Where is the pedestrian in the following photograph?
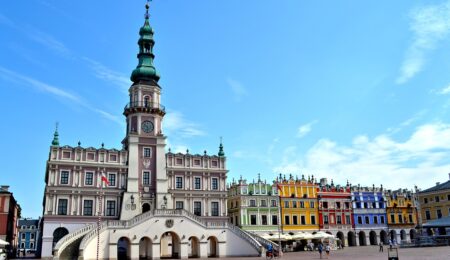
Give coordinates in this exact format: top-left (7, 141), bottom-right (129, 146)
top-left (318, 243), bottom-right (323, 259)
top-left (389, 239), bottom-right (393, 249)
top-left (379, 241), bottom-right (383, 252)
top-left (325, 244), bottom-right (330, 258)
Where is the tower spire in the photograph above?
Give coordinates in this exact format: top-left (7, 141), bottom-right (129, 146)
top-left (131, 0), bottom-right (160, 84)
top-left (218, 137), bottom-right (225, 157)
top-left (51, 122), bottom-right (59, 146)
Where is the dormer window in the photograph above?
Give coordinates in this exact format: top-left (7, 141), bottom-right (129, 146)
top-left (62, 151), bottom-right (71, 159)
top-left (87, 152), bottom-right (95, 161)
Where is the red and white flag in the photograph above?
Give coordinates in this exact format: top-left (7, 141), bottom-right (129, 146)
top-left (101, 172), bottom-right (110, 186)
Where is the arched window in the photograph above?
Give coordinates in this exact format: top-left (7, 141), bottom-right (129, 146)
top-left (144, 96), bottom-right (150, 107)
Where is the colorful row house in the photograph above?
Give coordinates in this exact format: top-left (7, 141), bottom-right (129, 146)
top-left (228, 176), bottom-right (279, 233)
top-left (278, 175), bottom-right (319, 232)
top-left (351, 185), bottom-right (388, 247)
top-left (317, 179), bottom-right (353, 246)
top-left (385, 189), bottom-right (419, 243)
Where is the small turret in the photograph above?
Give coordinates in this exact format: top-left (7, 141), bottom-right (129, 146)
top-left (51, 123), bottom-right (59, 146)
top-left (218, 138), bottom-right (225, 157)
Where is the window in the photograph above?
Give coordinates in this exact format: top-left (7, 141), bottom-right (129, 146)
top-left (109, 154), bottom-right (117, 162)
top-left (300, 201), bottom-right (305, 208)
top-left (251, 215), bottom-right (257, 225)
top-left (62, 151), bottom-right (71, 159)
top-left (21, 243), bottom-right (24, 248)
top-left (262, 215), bottom-right (268, 225)
top-left (310, 201), bottom-right (315, 208)
top-left (336, 202), bottom-right (341, 209)
top-left (437, 209), bottom-right (442, 219)
top-left (272, 215), bottom-right (278, 225)
top-left (211, 161), bottom-right (218, 167)
top-left (301, 215), bottom-right (306, 225)
top-left (323, 202), bottom-right (328, 209)
top-left (58, 199), bottom-right (68, 215)
top-left (143, 147), bottom-right (152, 157)
top-left (85, 172), bottom-right (93, 185)
top-left (176, 158), bottom-right (183, 165)
top-left (194, 177), bottom-right (201, 189)
top-left (435, 196), bottom-right (440, 203)
top-left (194, 159), bottom-right (200, 166)
top-left (87, 152), bottom-right (95, 160)
top-left (374, 216), bottom-right (378, 224)
top-left (337, 215), bottom-right (342, 224)
top-left (106, 201), bottom-right (116, 216)
top-left (425, 210), bottom-right (431, 220)
top-left (424, 198), bottom-right (428, 204)
top-left (345, 202), bottom-right (350, 209)
top-left (250, 200), bottom-right (256, 207)
top-left (346, 215), bottom-right (351, 225)
top-left (30, 242), bottom-right (34, 248)
top-left (143, 171), bottom-right (150, 185)
top-left (21, 233), bottom-right (25, 239)
top-left (175, 201), bottom-right (184, 210)
top-left (260, 200), bottom-right (267, 207)
top-left (292, 215), bottom-right (298, 225)
top-left (194, 201), bottom-right (202, 216)
top-left (271, 200), bottom-right (277, 207)
top-left (284, 201), bottom-right (289, 208)
top-left (60, 171), bottom-right (69, 184)
top-left (398, 214), bottom-right (403, 223)
top-left (390, 214), bottom-right (395, 223)
top-left (357, 216), bottom-right (362, 224)
top-left (324, 215), bottom-right (329, 224)
top-left (235, 216), bottom-right (239, 225)
top-left (284, 215), bottom-right (290, 225)
top-left (356, 202), bottom-right (361, 208)
top-left (83, 200), bottom-right (93, 216)
top-left (211, 178), bottom-right (219, 190)
top-left (176, 176), bottom-right (183, 189)
top-left (292, 201), bottom-right (297, 208)
top-left (447, 194), bottom-right (450, 201)
top-left (108, 173), bottom-right (116, 186)
top-left (311, 215), bottom-right (316, 225)
top-left (30, 233), bottom-right (35, 240)
top-left (380, 216), bottom-right (385, 224)
top-left (408, 214), bottom-right (413, 223)
top-left (372, 202), bottom-right (377, 208)
top-left (365, 216), bottom-right (370, 224)
top-left (211, 202), bottom-right (219, 216)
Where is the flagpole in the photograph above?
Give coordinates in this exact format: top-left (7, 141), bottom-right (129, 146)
top-left (97, 173), bottom-right (103, 260)
top-left (277, 180), bottom-right (283, 256)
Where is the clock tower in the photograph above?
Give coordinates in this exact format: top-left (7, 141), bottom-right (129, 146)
top-left (121, 1), bottom-right (171, 220)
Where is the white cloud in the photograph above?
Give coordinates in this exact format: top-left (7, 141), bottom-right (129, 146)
top-left (396, 1), bottom-right (450, 84)
top-left (227, 78), bottom-right (248, 102)
top-left (28, 29), bottom-right (72, 58)
top-left (0, 67), bottom-right (123, 125)
top-left (82, 57), bottom-right (130, 92)
top-left (164, 111), bottom-right (205, 138)
top-left (437, 84), bottom-right (450, 95)
top-left (273, 122), bottom-right (450, 190)
top-left (297, 120), bottom-right (318, 138)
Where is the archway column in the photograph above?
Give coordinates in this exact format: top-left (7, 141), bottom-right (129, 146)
top-left (152, 243), bottom-right (161, 259)
top-left (180, 242), bottom-right (189, 259)
top-left (109, 243), bottom-right (118, 260)
top-left (218, 241), bottom-right (226, 258)
top-left (199, 242), bottom-right (208, 258)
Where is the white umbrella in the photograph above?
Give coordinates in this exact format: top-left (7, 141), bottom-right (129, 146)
top-left (312, 231), bottom-right (335, 239)
top-left (0, 239), bottom-right (9, 245)
top-left (291, 232), bottom-right (314, 240)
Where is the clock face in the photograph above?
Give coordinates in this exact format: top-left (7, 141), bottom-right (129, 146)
top-left (141, 120), bottom-right (154, 133)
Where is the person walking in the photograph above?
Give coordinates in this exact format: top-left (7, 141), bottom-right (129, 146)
top-left (379, 241), bottom-right (383, 252)
top-left (318, 243), bottom-right (323, 259)
top-left (325, 244), bottom-right (330, 258)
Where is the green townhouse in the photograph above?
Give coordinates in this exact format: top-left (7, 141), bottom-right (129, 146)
top-left (228, 175), bottom-right (280, 234)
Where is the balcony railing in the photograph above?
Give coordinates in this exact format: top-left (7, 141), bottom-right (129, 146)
top-left (123, 101), bottom-right (165, 115)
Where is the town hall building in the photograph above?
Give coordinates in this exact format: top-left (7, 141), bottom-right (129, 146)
top-left (40, 2), bottom-right (264, 259)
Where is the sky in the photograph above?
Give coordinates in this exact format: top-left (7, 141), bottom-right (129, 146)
top-left (1, 0), bottom-right (450, 218)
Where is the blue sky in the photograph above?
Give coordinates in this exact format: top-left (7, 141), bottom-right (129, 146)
top-left (1, 0), bottom-right (450, 218)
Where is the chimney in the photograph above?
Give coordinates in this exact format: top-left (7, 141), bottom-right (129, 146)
top-left (436, 182), bottom-right (440, 186)
top-left (0, 185), bottom-right (9, 191)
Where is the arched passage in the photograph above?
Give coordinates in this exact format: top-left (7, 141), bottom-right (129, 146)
top-left (207, 236), bottom-right (219, 257)
top-left (188, 236), bottom-right (200, 258)
top-left (52, 227), bottom-right (69, 248)
top-left (380, 230), bottom-right (388, 244)
top-left (139, 237), bottom-right (152, 259)
top-left (118, 237), bottom-right (131, 260)
top-left (336, 231), bottom-right (345, 247)
top-left (410, 229), bottom-right (417, 241)
top-left (359, 231), bottom-right (367, 246)
top-left (390, 230), bottom-right (397, 242)
top-left (400, 230), bottom-right (406, 242)
top-left (347, 231), bottom-right (356, 247)
top-left (369, 231), bottom-right (377, 245)
top-left (142, 203), bottom-right (151, 213)
top-left (160, 232), bottom-right (181, 259)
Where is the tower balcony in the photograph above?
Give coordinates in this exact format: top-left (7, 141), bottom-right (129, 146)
top-left (123, 101), bottom-right (166, 116)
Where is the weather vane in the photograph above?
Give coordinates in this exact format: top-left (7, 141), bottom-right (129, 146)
top-left (145, 0), bottom-right (151, 19)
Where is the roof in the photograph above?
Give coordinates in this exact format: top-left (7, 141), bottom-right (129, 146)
top-left (423, 216), bottom-right (450, 228)
top-left (18, 219), bottom-right (39, 227)
top-left (420, 180), bottom-right (450, 193)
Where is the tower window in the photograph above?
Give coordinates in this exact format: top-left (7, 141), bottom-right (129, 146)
top-left (83, 200), bottom-right (93, 216)
top-left (143, 171), bottom-right (150, 186)
top-left (143, 147), bottom-right (152, 157)
top-left (106, 201), bottom-right (116, 216)
top-left (176, 176), bottom-right (183, 189)
top-left (60, 171), bottom-right (69, 184)
top-left (194, 201), bottom-right (202, 216)
top-left (85, 172), bottom-right (93, 186)
top-left (108, 173), bottom-right (116, 187)
top-left (211, 178), bottom-right (219, 190)
top-left (58, 199), bottom-right (68, 215)
top-left (144, 96), bottom-right (150, 107)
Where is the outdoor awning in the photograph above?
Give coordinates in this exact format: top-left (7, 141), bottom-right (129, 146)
top-left (0, 238), bottom-right (9, 246)
top-left (423, 216), bottom-right (450, 228)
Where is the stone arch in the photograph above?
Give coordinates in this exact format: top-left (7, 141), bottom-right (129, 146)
top-left (160, 231), bottom-right (181, 259)
top-left (400, 230), bottom-right (407, 242)
top-left (347, 231), bottom-right (356, 247)
top-left (369, 231), bottom-right (377, 245)
top-left (380, 230), bottom-right (388, 244)
top-left (390, 230), bottom-right (397, 242)
top-left (139, 237), bottom-right (152, 259)
top-left (142, 203), bottom-right (151, 213)
top-left (359, 231), bottom-right (367, 246)
top-left (118, 237), bottom-right (131, 260)
top-left (52, 227), bottom-right (69, 248)
top-left (188, 236), bottom-right (200, 258)
top-left (336, 231), bottom-right (345, 247)
top-left (409, 229), bottom-right (417, 241)
top-left (207, 236), bottom-right (219, 257)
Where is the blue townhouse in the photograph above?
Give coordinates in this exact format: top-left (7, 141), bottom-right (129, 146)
top-left (17, 218), bottom-right (40, 254)
top-left (351, 185), bottom-right (388, 247)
